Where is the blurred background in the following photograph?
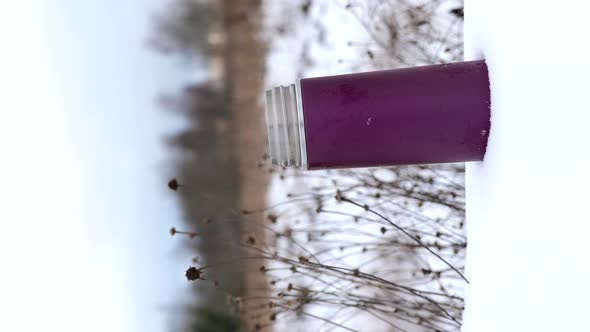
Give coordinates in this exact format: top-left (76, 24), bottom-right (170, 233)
top-left (0, 0), bottom-right (465, 331)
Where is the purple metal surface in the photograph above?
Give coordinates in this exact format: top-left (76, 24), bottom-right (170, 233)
top-left (300, 60), bottom-right (491, 170)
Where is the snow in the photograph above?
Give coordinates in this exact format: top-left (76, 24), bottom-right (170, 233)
top-left (463, 1), bottom-right (590, 331)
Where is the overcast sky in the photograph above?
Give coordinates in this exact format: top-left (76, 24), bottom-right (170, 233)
top-left (0, 1), bottom-right (196, 331)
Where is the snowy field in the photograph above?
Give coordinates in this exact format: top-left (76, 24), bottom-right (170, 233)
top-left (463, 1), bottom-right (590, 331)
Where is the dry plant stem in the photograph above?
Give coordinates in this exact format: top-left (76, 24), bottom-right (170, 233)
top-left (274, 304), bottom-right (361, 332)
top-left (340, 196), bottom-right (469, 284)
top-left (177, 227), bottom-right (461, 320)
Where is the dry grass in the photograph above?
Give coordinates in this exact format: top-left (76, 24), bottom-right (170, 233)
top-left (168, 0), bottom-right (467, 331)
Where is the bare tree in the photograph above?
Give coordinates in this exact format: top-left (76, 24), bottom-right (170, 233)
top-left (149, 0), bottom-right (211, 60)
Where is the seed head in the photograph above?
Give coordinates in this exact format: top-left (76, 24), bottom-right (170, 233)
top-left (185, 266), bottom-right (204, 281)
top-left (267, 214), bottom-right (278, 223)
top-left (168, 178), bottom-right (181, 191)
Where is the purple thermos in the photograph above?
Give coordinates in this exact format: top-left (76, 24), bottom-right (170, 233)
top-left (265, 60), bottom-right (490, 170)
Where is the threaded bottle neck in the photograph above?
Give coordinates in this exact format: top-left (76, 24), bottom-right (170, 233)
top-left (264, 81), bottom-right (307, 169)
